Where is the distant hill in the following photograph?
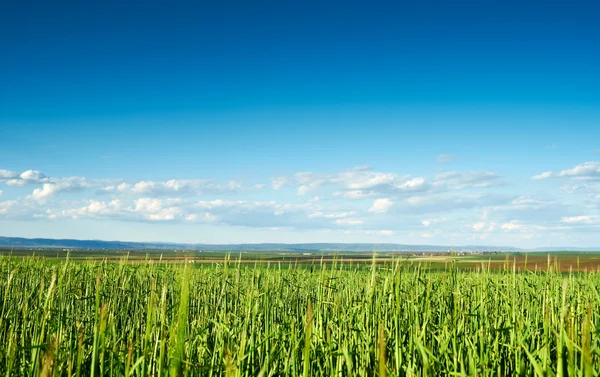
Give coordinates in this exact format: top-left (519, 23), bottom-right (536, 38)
top-left (531, 247), bottom-right (600, 252)
top-left (0, 236), bottom-right (530, 252)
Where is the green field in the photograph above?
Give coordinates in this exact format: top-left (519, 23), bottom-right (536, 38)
top-left (1, 254), bottom-right (599, 376)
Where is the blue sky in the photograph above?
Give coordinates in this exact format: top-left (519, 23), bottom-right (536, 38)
top-left (1, 0), bottom-right (600, 247)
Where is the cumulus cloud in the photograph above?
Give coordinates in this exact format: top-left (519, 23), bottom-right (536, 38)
top-left (472, 222), bottom-right (486, 231)
top-left (0, 198), bottom-right (41, 218)
top-left (104, 179), bottom-right (247, 196)
top-left (0, 170), bottom-right (19, 179)
top-left (532, 162), bottom-right (600, 181)
top-left (273, 167), bottom-right (428, 196)
top-left (532, 171), bottom-right (553, 180)
top-left (501, 221), bottom-right (522, 231)
top-left (397, 177), bottom-right (427, 191)
top-left (134, 198), bottom-right (183, 221)
top-left (337, 170), bottom-right (397, 190)
top-left (20, 170), bottom-right (46, 182)
top-left (31, 196), bottom-right (371, 230)
top-left (369, 198), bottom-right (394, 213)
top-left (1, 170), bottom-right (48, 186)
top-left (556, 162), bottom-right (600, 180)
top-left (2, 167), bottom-right (263, 202)
top-left (472, 221), bottom-right (495, 232)
top-left (32, 199), bottom-right (129, 220)
top-left (421, 219), bottom-right (439, 227)
top-left (29, 184), bottom-right (60, 202)
top-left (271, 177), bottom-right (289, 189)
top-left (0, 200), bottom-right (16, 215)
top-left (28, 177), bottom-right (105, 202)
top-left (436, 154), bottom-right (458, 163)
top-left (0, 200), bottom-right (31, 218)
top-left (7, 164), bottom-right (600, 245)
top-left (560, 184), bottom-right (597, 194)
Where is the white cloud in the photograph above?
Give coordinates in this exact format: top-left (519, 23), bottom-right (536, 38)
top-left (133, 198), bottom-right (184, 221)
top-left (558, 162), bottom-right (600, 180)
top-left (472, 221), bottom-right (495, 233)
top-left (29, 183), bottom-right (60, 202)
top-left (0, 170), bottom-right (19, 179)
top-left (369, 198), bottom-right (394, 213)
top-left (27, 177), bottom-right (102, 202)
top-left (297, 185), bottom-right (312, 196)
top-left (510, 196), bottom-right (553, 210)
top-left (421, 219), bottom-right (436, 227)
top-left (276, 167), bottom-right (507, 199)
top-left (295, 172), bottom-right (329, 195)
top-left (434, 171), bottom-right (504, 190)
top-left (8, 164), bottom-right (600, 247)
top-left (532, 171), bottom-right (553, 180)
top-left (0, 200), bottom-right (18, 215)
top-left (3, 168), bottom-right (261, 201)
top-left (396, 177), bottom-right (427, 191)
top-left (532, 162), bottom-right (600, 181)
top-left (338, 171), bottom-right (396, 190)
top-left (333, 190), bottom-right (375, 199)
top-left (20, 170), bottom-right (46, 182)
top-left (335, 218), bottom-right (363, 226)
top-left (272, 167), bottom-right (429, 197)
top-left (400, 193), bottom-right (513, 213)
top-left (35, 199), bottom-right (132, 220)
top-left (308, 211), bottom-right (356, 219)
top-left (185, 213), bottom-right (217, 222)
top-left (99, 179), bottom-right (257, 197)
top-left (117, 183), bottom-right (131, 192)
top-left (472, 222), bottom-right (487, 231)
top-left (561, 216), bottom-right (592, 224)
top-left (2, 169), bottom-right (48, 186)
top-left (132, 180), bottom-right (237, 196)
top-left (501, 221), bottom-right (522, 231)
top-left (271, 177), bottom-right (289, 189)
top-left (135, 198), bottom-right (165, 213)
top-left (436, 154), bottom-right (457, 163)
top-left (0, 199), bottom-right (43, 219)
top-left (334, 228), bottom-right (394, 237)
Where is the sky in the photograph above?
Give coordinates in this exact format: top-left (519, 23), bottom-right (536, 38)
top-left (1, 0), bottom-right (600, 248)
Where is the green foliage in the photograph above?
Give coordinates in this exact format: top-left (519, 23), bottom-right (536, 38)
top-left (0, 256), bottom-right (599, 376)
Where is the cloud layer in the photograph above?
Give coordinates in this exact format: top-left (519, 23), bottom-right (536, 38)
top-left (2, 162), bottom-right (600, 247)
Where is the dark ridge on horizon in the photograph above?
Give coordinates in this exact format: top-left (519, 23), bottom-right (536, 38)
top-left (1, 236), bottom-right (598, 252)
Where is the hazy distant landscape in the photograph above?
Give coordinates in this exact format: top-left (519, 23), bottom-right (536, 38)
top-left (2, 236), bottom-right (598, 252)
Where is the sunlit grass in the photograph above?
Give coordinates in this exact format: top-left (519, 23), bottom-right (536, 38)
top-left (0, 255), bottom-right (598, 375)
